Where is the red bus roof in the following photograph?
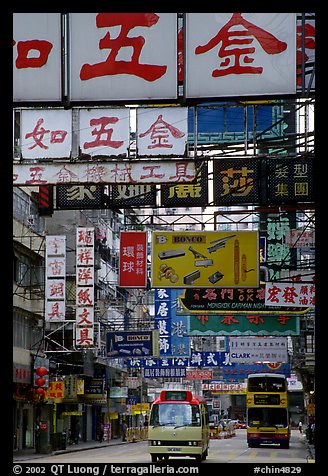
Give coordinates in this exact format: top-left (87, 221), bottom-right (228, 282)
top-left (152, 390), bottom-right (206, 405)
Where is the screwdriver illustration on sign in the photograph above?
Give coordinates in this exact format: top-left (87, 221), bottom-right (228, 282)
top-left (157, 234), bottom-right (254, 285)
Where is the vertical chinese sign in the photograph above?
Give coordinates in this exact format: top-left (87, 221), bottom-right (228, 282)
top-left (76, 227), bottom-right (95, 347)
top-left (119, 232), bottom-right (147, 288)
top-left (154, 288), bottom-right (190, 357)
top-left (155, 288), bottom-right (172, 356)
top-left (45, 235), bottom-right (66, 322)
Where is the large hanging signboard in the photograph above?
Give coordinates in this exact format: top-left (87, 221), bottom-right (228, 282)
top-left (69, 13), bottom-right (178, 101)
top-left (106, 331), bottom-right (159, 357)
top-left (56, 185), bottom-right (104, 209)
top-left (267, 157), bottom-right (314, 204)
top-left (136, 107), bottom-right (188, 156)
top-left (161, 161), bottom-right (208, 207)
top-left (189, 313), bottom-right (300, 336)
top-left (75, 227), bottom-right (95, 347)
top-left (265, 282), bottom-right (315, 308)
top-left (13, 13), bottom-right (62, 102)
top-left (228, 336), bottom-right (288, 363)
top-left (45, 235), bottom-right (66, 322)
top-left (154, 289), bottom-right (190, 357)
top-left (185, 13), bottom-right (296, 99)
top-left (213, 158), bottom-right (260, 205)
top-left (14, 13), bottom-right (315, 104)
top-left (20, 109), bottom-right (72, 159)
top-left (109, 184), bottom-right (157, 208)
top-left (179, 285), bottom-right (308, 313)
top-left (13, 160), bottom-right (196, 186)
top-left (151, 231), bottom-right (259, 288)
top-left (119, 231), bottom-right (147, 288)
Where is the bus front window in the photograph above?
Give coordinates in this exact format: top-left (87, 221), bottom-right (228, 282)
top-left (150, 404), bottom-right (200, 426)
top-left (247, 408), bottom-right (288, 428)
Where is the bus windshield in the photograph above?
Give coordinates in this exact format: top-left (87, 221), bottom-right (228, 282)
top-left (247, 376), bottom-right (287, 393)
top-left (248, 408), bottom-right (288, 428)
top-left (150, 403), bottom-right (201, 427)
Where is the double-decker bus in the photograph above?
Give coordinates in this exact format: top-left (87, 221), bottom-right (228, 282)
top-left (246, 373), bottom-right (290, 449)
top-left (148, 390), bottom-right (210, 463)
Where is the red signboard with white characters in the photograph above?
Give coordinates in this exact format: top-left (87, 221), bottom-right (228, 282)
top-left (185, 370), bottom-right (212, 380)
top-left (119, 231), bottom-right (147, 288)
top-left (202, 381), bottom-right (246, 394)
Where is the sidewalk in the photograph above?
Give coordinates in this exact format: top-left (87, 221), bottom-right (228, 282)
top-left (300, 432), bottom-right (315, 463)
top-left (13, 438), bottom-right (133, 462)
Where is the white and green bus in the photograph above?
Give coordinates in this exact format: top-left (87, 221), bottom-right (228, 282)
top-left (148, 390), bottom-right (210, 463)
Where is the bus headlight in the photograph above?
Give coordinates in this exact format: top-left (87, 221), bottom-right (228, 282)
top-left (188, 441), bottom-right (201, 446)
top-left (151, 441), bottom-right (162, 445)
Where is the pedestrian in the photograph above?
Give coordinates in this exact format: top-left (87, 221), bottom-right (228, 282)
top-left (74, 421), bottom-right (81, 444)
top-left (298, 421), bottom-right (303, 434)
top-left (98, 423), bottom-right (104, 443)
top-left (122, 420), bottom-right (127, 442)
top-left (310, 421), bottom-right (315, 443)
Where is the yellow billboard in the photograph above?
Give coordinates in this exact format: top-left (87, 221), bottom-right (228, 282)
top-left (151, 231), bottom-right (259, 288)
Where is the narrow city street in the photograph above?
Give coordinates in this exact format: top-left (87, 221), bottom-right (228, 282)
top-left (14, 430), bottom-right (310, 464)
top-left (12, 13), bottom-right (316, 475)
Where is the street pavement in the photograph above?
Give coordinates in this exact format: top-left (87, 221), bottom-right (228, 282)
top-left (13, 431), bottom-right (315, 463)
top-left (13, 438), bottom-right (130, 462)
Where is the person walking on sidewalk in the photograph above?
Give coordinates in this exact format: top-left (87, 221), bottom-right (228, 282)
top-left (122, 421), bottom-right (127, 442)
top-left (98, 423), bottom-right (104, 443)
top-left (298, 421), bottom-right (303, 434)
top-left (74, 421), bottom-right (81, 445)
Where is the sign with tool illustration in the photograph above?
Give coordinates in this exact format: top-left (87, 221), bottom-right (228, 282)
top-left (151, 231), bottom-right (259, 288)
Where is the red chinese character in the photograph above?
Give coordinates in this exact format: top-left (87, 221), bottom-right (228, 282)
top-left (197, 315), bottom-right (209, 325)
top-left (24, 166), bottom-right (46, 185)
top-left (15, 39), bottom-right (53, 68)
top-left (77, 230), bottom-right (93, 245)
top-left (277, 316), bottom-right (290, 325)
top-left (247, 315), bottom-right (264, 325)
top-left (296, 22), bottom-right (315, 86)
top-left (220, 288), bottom-right (234, 300)
top-left (169, 162), bottom-right (195, 181)
top-left (80, 13), bottom-right (167, 82)
top-left (195, 13), bottom-right (287, 77)
top-left (77, 288), bottom-right (93, 305)
top-left (77, 308), bottom-right (93, 325)
top-left (47, 302), bottom-right (64, 320)
top-left (110, 163), bottom-right (134, 183)
top-left (76, 328), bottom-right (93, 346)
top-left (48, 237), bottom-right (64, 254)
top-left (85, 164), bottom-right (106, 183)
top-left (221, 315), bottom-right (239, 325)
top-left (282, 286), bottom-right (298, 304)
top-left (78, 267), bottom-right (93, 285)
top-left (266, 285), bottom-right (281, 303)
top-left (178, 26), bottom-right (183, 83)
top-left (49, 282), bottom-right (64, 298)
top-left (84, 116), bottom-right (124, 150)
top-left (55, 165), bottom-right (79, 183)
top-left (48, 259), bottom-right (64, 275)
top-left (202, 289), bottom-right (217, 301)
top-left (77, 248), bottom-right (93, 265)
top-left (140, 165), bottom-right (165, 180)
top-left (139, 114), bottom-right (185, 149)
top-left (25, 118), bottom-right (67, 150)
